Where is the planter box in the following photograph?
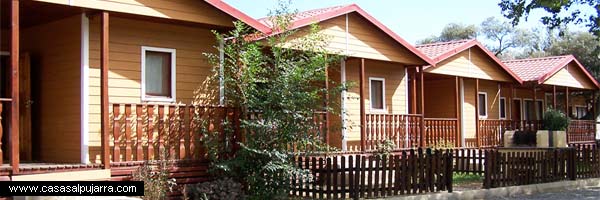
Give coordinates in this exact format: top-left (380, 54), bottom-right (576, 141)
top-left (504, 131), bottom-right (516, 147)
top-left (536, 130), bottom-right (567, 148)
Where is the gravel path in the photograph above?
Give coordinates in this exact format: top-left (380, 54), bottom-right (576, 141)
top-left (490, 186), bottom-right (600, 200)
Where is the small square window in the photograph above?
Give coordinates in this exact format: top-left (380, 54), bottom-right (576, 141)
top-left (369, 78), bottom-right (385, 110)
top-left (142, 47), bottom-right (176, 101)
top-left (478, 92), bottom-right (487, 117)
top-left (499, 97), bottom-right (506, 119)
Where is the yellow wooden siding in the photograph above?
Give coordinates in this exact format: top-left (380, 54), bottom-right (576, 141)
top-left (478, 80), bottom-right (501, 120)
top-left (463, 79), bottom-right (476, 139)
top-left (33, 0), bottom-right (235, 27)
top-left (426, 47), bottom-right (512, 82)
top-left (283, 13), bottom-right (424, 65)
top-left (344, 59), bottom-right (407, 150)
top-left (327, 65), bottom-right (343, 149)
top-left (21, 16), bottom-right (82, 162)
top-left (424, 78), bottom-right (456, 118)
top-left (544, 63), bottom-right (596, 89)
top-left (88, 16), bottom-right (219, 163)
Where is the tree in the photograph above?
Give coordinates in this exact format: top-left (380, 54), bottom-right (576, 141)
top-left (202, 4), bottom-right (344, 199)
top-left (417, 23), bottom-right (478, 44)
top-left (499, 0), bottom-right (600, 37)
top-left (545, 31), bottom-right (600, 79)
top-left (480, 17), bottom-right (537, 56)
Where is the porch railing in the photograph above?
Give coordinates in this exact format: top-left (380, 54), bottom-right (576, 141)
top-left (424, 118), bottom-right (458, 147)
top-left (364, 114), bottom-right (422, 150)
top-left (110, 103), bottom-right (239, 163)
top-left (568, 120), bottom-right (596, 143)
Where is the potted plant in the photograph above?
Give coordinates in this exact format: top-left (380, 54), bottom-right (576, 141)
top-left (539, 108), bottom-right (570, 147)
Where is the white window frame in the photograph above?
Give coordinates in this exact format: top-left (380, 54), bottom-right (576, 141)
top-left (141, 46), bottom-right (176, 102)
top-left (575, 105), bottom-right (587, 119)
top-left (369, 77), bottom-right (386, 112)
top-left (499, 97), bottom-right (507, 119)
top-left (478, 92), bottom-right (488, 118)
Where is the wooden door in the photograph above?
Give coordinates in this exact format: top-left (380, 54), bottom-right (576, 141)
top-left (19, 53), bottom-right (31, 161)
top-left (512, 99), bottom-right (521, 120)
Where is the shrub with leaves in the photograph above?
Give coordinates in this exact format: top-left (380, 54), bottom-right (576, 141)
top-left (132, 160), bottom-right (177, 200)
top-left (543, 108), bottom-right (570, 131)
top-left (183, 178), bottom-right (245, 200)
top-left (202, 2), bottom-right (345, 199)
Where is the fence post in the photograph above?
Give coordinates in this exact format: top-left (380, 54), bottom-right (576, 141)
top-left (483, 150), bottom-right (491, 189)
top-left (568, 147), bottom-right (576, 180)
top-left (446, 149), bottom-right (453, 193)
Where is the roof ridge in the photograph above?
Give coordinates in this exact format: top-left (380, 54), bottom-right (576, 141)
top-left (256, 4), bottom-right (350, 24)
top-left (503, 55), bottom-right (570, 63)
top-left (415, 39), bottom-right (474, 48)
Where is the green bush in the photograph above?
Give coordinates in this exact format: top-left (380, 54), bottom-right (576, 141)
top-left (543, 108), bottom-right (570, 131)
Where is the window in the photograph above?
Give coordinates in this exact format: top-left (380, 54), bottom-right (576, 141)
top-left (478, 92), bottom-right (487, 118)
top-left (575, 106), bottom-right (587, 119)
top-left (369, 78), bottom-right (385, 111)
top-left (523, 99), bottom-right (543, 120)
top-left (142, 46), bottom-right (176, 101)
top-left (499, 97), bottom-right (506, 119)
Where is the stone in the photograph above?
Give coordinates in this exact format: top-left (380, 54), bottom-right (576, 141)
top-left (504, 131), bottom-right (515, 147)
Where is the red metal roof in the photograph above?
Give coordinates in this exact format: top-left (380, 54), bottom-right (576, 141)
top-left (415, 39), bottom-right (523, 83)
top-left (204, 0), bottom-right (272, 33)
top-left (415, 39), bottom-right (472, 61)
top-left (503, 55), bottom-right (600, 88)
top-left (256, 4), bottom-right (434, 66)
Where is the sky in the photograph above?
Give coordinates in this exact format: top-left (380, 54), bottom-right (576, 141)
top-left (224, 0), bottom-right (591, 45)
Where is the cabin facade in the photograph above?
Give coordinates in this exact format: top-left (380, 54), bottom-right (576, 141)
top-left (504, 55), bottom-right (599, 144)
top-left (0, 0), bottom-right (598, 186)
top-left (415, 39), bottom-right (524, 147)
top-left (0, 0), bottom-right (270, 182)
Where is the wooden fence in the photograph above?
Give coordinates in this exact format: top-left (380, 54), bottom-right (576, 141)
top-left (452, 148), bottom-right (486, 175)
top-left (292, 149), bottom-right (453, 199)
top-left (424, 118), bottom-right (458, 147)
top-left (110, 103), bottom-right (240, 162)
top-left (364, 114), bottom-right (422, 150)
top-left (568, 120), bottom-right (596, 143)
top-left (571, 144), bottom-right (600, 179)
top-left (483, 148), bottom-right (575, 188)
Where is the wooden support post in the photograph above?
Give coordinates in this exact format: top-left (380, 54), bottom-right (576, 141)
top-left (411, 68), bottom-right (417, 114)
top-left (475, 78), bottom-right (479, 147)
top-left (553, 85), bottom-right (557, 109)
top-left (509, 84), bottom-right (514, 121)
top-left (324, 63), bottom-right (330, 146)
top-left (10, 0), bottom-right (20, 173)
top-left (593, 91), bottom-right (597, 120)
top-left (533, 86), bottom-right (538, 120)
top-left (565, 87), bottom-right (569, 116)
top-left (419, 66), bottom-right (425, 147)
top-left (100, 12), bottom-right (111, 169)
top-left (359, 58), bottom-right (365, 152)
top-left (455, 76), bottom-right (461, 147)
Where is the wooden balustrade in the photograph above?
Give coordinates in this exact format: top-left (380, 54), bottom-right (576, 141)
top-left (110, 103), bottom-right (239, 163)
top-left (477, 119), bottom-right (512, 147)
top-left (423, 118), bottom-right (458, 147)
top-left (364, 114), bottom-right (422, 150)
top-left (568, 120), bottom-right (596, 143)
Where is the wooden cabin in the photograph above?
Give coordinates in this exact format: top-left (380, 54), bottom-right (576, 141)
top-left (0, 0), bottom-right (270, 182)
top-left (415, 39), bottom-right (524, 147)
top-left (256, 5), bottom-right (434, 151)
top-left (504, 55), bottom-right (600, 144)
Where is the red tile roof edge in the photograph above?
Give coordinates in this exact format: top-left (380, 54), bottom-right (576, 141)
top-left (418, 39), bottom-right (523, 84)
top-left (204, 0), bottom-right (272, 34)
top-left (258, 4), bottom-right (435, 66)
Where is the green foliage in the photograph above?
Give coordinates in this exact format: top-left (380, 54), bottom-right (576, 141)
top-left (452, 173), bottom-right (483, 184)
top-left (183, 178), bottom-right (245, 200)
top-left (428, 139), bottom-right (455, 150)
top-left (132, 159), bottom-right (177, 200)
top-left (375, 139), bottom-right (396, 157)
top-left (417, 23), bottom-right (478, 44)
top-left (480, 17), bottom-right (538, 56)
top-left (543, 108), bottom-right (570, 131)
top-left (202, 2), bottom-right (345, 199)
top-left (499, 0), bottom-right (600, 37)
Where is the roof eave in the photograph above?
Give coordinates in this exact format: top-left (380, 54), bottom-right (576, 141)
top-left (204, 0), bottom-right (272, 34)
